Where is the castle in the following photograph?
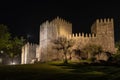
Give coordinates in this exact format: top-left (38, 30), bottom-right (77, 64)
top-left (21, 17), bottom-right (115, 64)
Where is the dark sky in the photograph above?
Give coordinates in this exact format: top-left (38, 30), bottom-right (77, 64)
top-left (0, 0), bottom-right (120, 43)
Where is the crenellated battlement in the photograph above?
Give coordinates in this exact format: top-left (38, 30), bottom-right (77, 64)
top-left (67, 33), bottom-right (96, 38)
top-left (51, 16), bottom-right (72, 26)
top-left (21, 42), bottom-right (38, 64)
top-left (25, 42), bottom-right (38, 48)
top-left (40, 17), bottom-right (115, 57)
top-left (96, 18), bottom-right (113, 23)
top-left (21, 17), bottom-right (116, 64)
top-left (40, 20), bottom-right (50, 27)
top-left (40, 16), bottom-right (72, 29)
top-left (91, 18), bottom-right (114, 35)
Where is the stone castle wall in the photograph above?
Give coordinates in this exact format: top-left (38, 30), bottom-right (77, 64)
top-left (21, 17), bottom-right (116, 64)
top-left (51, 17), bottom-right (72, 37)
top-left (68, 33), bottom-right (96, 49)
top-left (91, 18), bottom-right (115, 53)
top-left (21, 43), bottom-right (38, 64)
top-left (67, 18), bottom-right (115, 53)
top-left (39, 17), bottom-right (72, 61)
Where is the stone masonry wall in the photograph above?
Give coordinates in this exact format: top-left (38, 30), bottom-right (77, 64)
top-left (21, 17), bottom-right (116, 64)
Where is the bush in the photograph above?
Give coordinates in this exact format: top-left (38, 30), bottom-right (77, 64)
top-left (106, 53), bottom-right (120, 65)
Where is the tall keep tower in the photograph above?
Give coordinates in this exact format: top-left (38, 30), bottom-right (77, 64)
top-left (39, 17), bottom-right (72, 61)
top-left (91, 18), bottom-right (115, 53)
top-left (21, 17), bottom-right (116, 64)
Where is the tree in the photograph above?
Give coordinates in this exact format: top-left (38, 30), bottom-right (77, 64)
top-left (0, 24), bottom-right (11, 50)
top-left (0, 24), bottom-right (25, 64)
top-left (82, 44), bottom-right (103, 62)
top-left (6, 37), bottom-right (25, 64)
top-left (107, 41), bottom-right (120, 64)
top-left (72, 45), bottom-right (82, 60)
top-left (109, 53), bottom-right (120, 65)
top-left (52, 36), bottom-right (74, 64)
top-left (0, 24), bottom-right (11, 64)
top-left (115, 41), bottom-right (120, 54)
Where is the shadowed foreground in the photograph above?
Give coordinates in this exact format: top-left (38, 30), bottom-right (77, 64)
top-left (0, 62), bottom-right (120, 80)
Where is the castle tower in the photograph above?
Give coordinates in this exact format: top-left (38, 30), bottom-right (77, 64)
top-left (21, 43), bottom-right (38, 64)
top-left (21, 17), bottom-right (117, 64)
top-left (39, 17), bottom-right (72, 61)
top-left (91, 18), bottom-right (115, 53)
top-left (51, 17), bottom-right (72, 37)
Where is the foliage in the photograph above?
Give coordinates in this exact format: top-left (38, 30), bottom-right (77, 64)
top-left (52, 36), bottom-right (74, 64)
top-left (72, 44), bottom-right (81, 57)
top-left (108, 41), bottom-right (120, 64)
top-left (109, 53), bottom-right (120, 64)
top-left (0, 24), bottom-right (11, 50)
top-left (0, 24), bottom-right (25, 64)
top-left (82, 44), bottom-right (103, 62)
top-left (115, 41), bottom-right (120, 54)
top-left (6, 37), bottom-right (25, 63)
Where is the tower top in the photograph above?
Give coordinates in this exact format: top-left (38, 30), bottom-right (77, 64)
top-left (96, 18), bottom-right (113, 23)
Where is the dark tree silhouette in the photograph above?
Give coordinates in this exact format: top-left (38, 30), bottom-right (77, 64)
top-left (52, 36), bottom-right (74, 64)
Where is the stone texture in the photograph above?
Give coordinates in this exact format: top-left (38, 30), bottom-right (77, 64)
top-left (21, 43), bottom-right (38, 64)
top-left (21, 17), bottom-right (116, 64)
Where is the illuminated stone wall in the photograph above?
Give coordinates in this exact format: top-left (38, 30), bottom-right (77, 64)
top-left (51, 17), bottom-right (72, 37)
top-left (21, 43), bottom-right (38, 64)
top-left (91, 18), bottom-right (115, 53)
top-left (39, 17), bottom-right (72, 62)
top-left (67, 18), bottom-right (115, 53)
top-left (21, 17), bottom-right (116, 64)
top-left (69, 33), bottom-right (96, 49)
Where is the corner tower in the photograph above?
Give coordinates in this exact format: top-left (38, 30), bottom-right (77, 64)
top-left (39, 17), bottom-right (72, 61)
top-left (91, 18), bottom-right (115, 53)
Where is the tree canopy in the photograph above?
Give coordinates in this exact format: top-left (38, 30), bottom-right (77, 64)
top-left (82, 44), bottom-right (103, 62)
top-left (52, 36), bottom-right (74, 64)
top-left (0, 24), bottom-right (25, 64)
top-left (0, 24), bottom-right (11, 50)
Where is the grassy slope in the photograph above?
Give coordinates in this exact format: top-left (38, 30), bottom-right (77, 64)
top-left (0, 62), bottom-right (120, 80)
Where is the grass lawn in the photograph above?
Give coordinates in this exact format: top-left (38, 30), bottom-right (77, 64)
top-left (0, 62), bottom-right (120, 80)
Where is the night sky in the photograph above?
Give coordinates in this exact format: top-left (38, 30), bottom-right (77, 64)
top-left (0, 0), bottom-right (120, 43)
